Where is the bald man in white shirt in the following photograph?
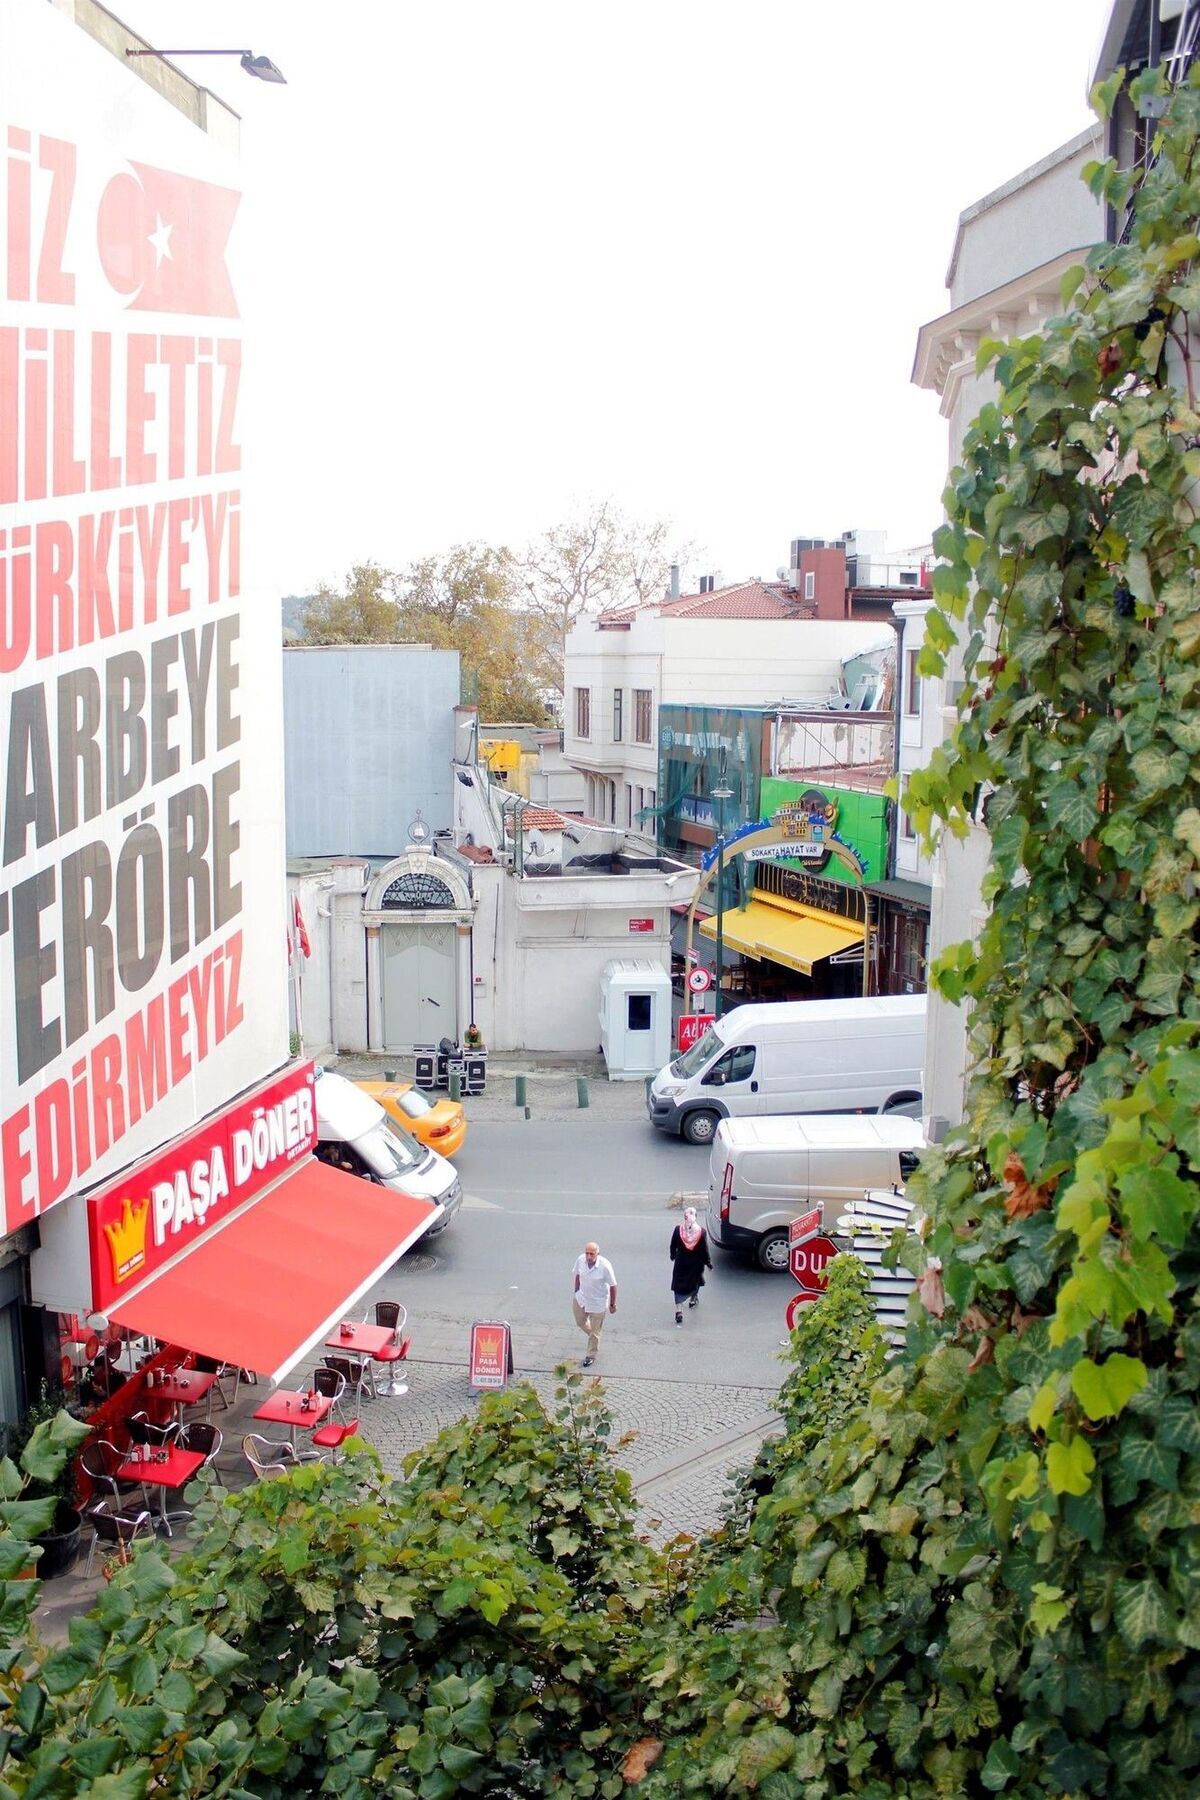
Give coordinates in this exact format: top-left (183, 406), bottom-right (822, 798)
top-left (572, 1241), bottom-right (617, 1367)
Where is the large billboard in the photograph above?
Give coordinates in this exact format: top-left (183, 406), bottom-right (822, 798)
top-left (1, 2), bottom-right (288, 1237)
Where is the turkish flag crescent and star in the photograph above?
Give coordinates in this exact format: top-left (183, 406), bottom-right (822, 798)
top-left (97, 161), bottom-right (240, 316)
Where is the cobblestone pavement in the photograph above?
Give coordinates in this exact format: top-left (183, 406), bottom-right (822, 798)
top-left (34, 1363), bottom-right (779, 1642)
top-left (362, 1358), bottom-right (781, 1546)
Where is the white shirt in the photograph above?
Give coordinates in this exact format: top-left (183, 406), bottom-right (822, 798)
top-left (573, 1253), bottom-right (616, 1311)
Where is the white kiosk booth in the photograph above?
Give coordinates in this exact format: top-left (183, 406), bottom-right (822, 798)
top-left (599, 959), bottom-right (672, 1081)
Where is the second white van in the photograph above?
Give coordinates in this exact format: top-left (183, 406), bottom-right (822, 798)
top-left (707, 1112), bottom-right (925, 1270)
top-left (313, 1069), bottom-right (463, 1234)
top-left (648, 994), bottom-right (925, 1146)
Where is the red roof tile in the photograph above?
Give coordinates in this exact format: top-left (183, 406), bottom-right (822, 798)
top-left (598, 579), bottom-right (814, 625)
top-left (503, 807), bottom-right (570, 834)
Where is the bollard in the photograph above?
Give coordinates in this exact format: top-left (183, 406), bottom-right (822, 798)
top-left (384, 1068), bottom-right (396, 1082)
top-left (524, 1105), bottom-right (531, 1120)
top-left (515, 1073), bottom-right (527, 1108)
top-left (449, 1069), bottom-right (462, 1102)
top-left (576, 1076), bottom-right (589, 1109)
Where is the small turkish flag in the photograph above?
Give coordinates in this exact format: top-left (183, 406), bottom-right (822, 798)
top-left (97, 160), bottom-right (240, 316)
top-left (293, 896), bottom-right (312, 960)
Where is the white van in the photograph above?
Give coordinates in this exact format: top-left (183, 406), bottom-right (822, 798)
top-left (648, 995), bottom-right (925, 1146)
top-left (313, 1069), bottom-right (463, 1234)
top-left (707, 1113), bottom-right (925, 1270)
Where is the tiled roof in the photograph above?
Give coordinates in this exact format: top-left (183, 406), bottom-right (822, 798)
top-left (503, 807), bottom-right (569, 834)
top-left (598, 579), bottom-right (814, 625)
top-left (456, 842), bottom-right (496, 864)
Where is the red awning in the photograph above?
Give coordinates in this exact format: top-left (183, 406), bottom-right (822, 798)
top-left (107, 1157), bottom-right (439, 1384)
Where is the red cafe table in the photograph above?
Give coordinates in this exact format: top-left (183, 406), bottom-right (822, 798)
top-left (252, 1389), bottom-right (333, 1447)
top-left (148, 1369), bottom-right (219, 1422)
top-left (118, 1445), bottom-right (207, 1535)
top-left (323, 1322), bottom-right (398, 1401)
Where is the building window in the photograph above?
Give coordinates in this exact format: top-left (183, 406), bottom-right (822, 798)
top-left (901, 781), bottom-right (917, 840)
top-left (905, 648), bottom-right (921, 717)
top-left (899, 569), bottom-right (919, 585)
top-left (803, 570), bottom-right (815, 600)
top-left (575, 686), bottom-right (591, 738)
top-left (381, 871), bottom-right (456, 909)
top-left (891, 911), bottom-right (926, 989)
top-left (634, 688), bottom-right (652, 743)
top-left (624, 782), bottom-right (632, 825)
top-left (612, 688), bottom-right (623, 741)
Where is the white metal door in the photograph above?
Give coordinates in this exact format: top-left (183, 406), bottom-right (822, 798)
top-left (382, 922), bottom-right (457, 1048)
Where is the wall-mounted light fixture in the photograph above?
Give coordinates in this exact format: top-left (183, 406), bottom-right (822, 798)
top-left (125, 48), bottom-right (287, 84)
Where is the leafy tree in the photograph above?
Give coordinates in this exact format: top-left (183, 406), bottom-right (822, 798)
top-left (518, 502), bottom-right (692, 702)
top-left (637, 60), bottom-right (1200, 1799)
top-left (394, 545), bottom-right (550, 722)
top-left (298, 561), bottom-right (401, 645)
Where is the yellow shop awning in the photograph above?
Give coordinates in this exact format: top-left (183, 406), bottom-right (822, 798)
top-left (699, 898), bottom-right (865, 977)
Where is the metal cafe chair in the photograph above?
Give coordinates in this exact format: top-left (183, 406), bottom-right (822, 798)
top-left (126, 1411), bottom-right (179, 1450)
top-left (177, 1420), bottom-right (224, 1469)
top-left (370, 1303), bottom-right (410, 1397)
top-left (81, 1438), bottom-right (147, 1506)
top-left (310, 1417), bottom-right (362, 1462)
top-left (323, 1353), bottom-right (373, 1409)
top-left (312, 1366), bottom-right (347, 1420)
top-left (242, 1434), bottom-right (304, 1480)
top-left (83, 1501), bottom-right (155, 1577)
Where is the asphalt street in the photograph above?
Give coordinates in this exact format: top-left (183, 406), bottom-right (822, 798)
top-left (379, 1116), bottom-right (794, 1389)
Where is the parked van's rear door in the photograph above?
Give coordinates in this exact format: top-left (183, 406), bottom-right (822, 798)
top-left (698, 1039), bottom-right (761, 1114)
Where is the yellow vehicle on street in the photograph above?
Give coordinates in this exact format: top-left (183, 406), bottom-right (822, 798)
top-left (355, 1080), bottom-right (467, 1159)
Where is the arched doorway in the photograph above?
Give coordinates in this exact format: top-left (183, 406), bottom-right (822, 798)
top-left (364, 853), bottom-right (475, 1051)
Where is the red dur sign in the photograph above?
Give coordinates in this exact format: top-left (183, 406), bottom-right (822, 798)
top-left (789, 1233), bottom-right (838, 1291)
top-left (87, 1062), bottom-right (317, 1312)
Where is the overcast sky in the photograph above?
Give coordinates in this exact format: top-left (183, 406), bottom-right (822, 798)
top-left (116, 0), bottom-right (1111, 596)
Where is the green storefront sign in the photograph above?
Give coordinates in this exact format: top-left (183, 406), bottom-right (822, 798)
top-left (758, 777), bottom-right (888, 889)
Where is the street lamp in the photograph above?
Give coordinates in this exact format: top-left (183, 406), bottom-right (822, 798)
top-left (711, 753), bottom-right (734, 1021)
top-left (125, 48), bottom-right (288, 83)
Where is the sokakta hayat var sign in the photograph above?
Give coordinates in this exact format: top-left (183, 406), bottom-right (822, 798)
top-left (757, 778), bottom-right (888, 889)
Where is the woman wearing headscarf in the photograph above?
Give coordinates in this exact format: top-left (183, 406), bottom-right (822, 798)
top-left (669, 1206), bottom-right (713, 1326)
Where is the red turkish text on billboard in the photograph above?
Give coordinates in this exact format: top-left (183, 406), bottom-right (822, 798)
top-left (87, 1062), bottom-right (316, 1312)
top-left (469, 1321), bottom-right (512, 1390)
top-left (628, 917), bottom-right (654, 933)
top-left (677, 1014), bottom-right (715, 1053)
top-left (1, 21), bottom-right (287, 1242)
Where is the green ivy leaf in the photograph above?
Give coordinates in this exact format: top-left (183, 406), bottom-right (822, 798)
top-left (1113, 1576), bottom-right (1174, 1649)
top-left (1046, 1434), bottom-right (1096, 1496)
top-left (1029, 1582), bottom-right (1072, 1637)
top-left (1070, 1354), bottom-right (1148, 1420)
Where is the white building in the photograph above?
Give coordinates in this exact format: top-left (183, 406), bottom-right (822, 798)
top-left (911, 126), bottom-right (1106, 1132)
top-left (288, 708), bottom-right (698, 1060)
top-left (564, 579), bottom-right (886, 832)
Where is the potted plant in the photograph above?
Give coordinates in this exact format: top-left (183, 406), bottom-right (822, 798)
top-left (9, 1384), bottom-right (90, 1578)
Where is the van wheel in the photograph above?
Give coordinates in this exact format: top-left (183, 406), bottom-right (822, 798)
top-left (756, 1230), bottom-right (790, 1273)
top-left (681, 1109), bottom-right (720, 1146)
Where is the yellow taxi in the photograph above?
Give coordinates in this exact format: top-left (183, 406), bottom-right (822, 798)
top-left (355, 1080), bottom-right (467, 1159)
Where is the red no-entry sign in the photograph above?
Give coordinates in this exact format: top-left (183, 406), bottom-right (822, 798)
top-left (789, 1233), bottom-right (837, 1291)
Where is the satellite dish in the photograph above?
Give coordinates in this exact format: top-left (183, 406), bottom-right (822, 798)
top-left (408, 809), bottom-right (432, 847)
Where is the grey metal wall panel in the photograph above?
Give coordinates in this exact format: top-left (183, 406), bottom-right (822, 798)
top-left (283, 647), bottom-right (460, 856)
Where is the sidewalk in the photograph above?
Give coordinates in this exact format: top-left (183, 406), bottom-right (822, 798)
top-left (328, 1049), bottom-right (654, 1124)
